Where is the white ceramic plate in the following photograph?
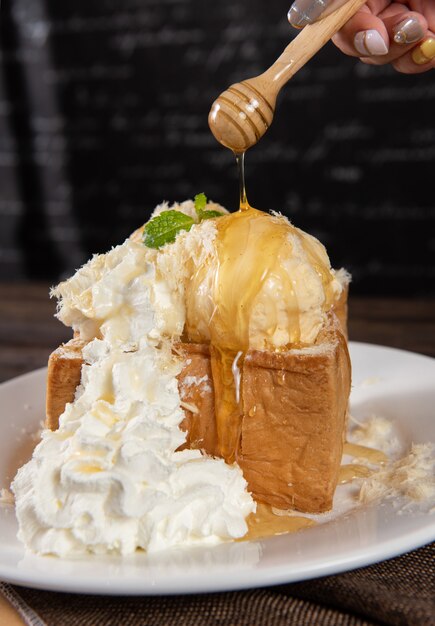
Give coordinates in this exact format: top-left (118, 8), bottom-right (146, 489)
top-left (0, 342), bottom-right (434, 595)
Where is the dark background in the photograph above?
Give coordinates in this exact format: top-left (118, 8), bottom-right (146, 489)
top-left (0, 0), bottom-right (434, 294)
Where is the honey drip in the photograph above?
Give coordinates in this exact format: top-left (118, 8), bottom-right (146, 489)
top-left (343, 442), bottom-right (388, 466)
top-left (243, 502), bottom-right (315, 541)
top-left (338, 464), bottom-right (372, 484)
top-left (186, 152), bottom-right (338, 462)
top-left (235, 151), bottom-right (249, 211)
top-left (209, 347), bottom-right (244, 461)
top-left (210, 209), bottom-right (304, 461)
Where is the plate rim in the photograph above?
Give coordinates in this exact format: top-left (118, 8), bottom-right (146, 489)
top-left (0, 522), bottom-right (434, 596)
top-left (0, 342), bottom-right (434, 595)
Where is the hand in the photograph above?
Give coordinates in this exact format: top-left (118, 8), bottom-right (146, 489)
top-left (287, 0), bottom-right (435, 73)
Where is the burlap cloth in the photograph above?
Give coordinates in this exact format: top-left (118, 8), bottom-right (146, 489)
top-left (1, 542), bottom-right (433, 626)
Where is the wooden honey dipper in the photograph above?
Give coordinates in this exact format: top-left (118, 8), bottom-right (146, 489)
top-left (208, 0), bottom-right (366, 152)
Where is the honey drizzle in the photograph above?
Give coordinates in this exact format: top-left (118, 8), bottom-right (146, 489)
top-left (338, 463), bottom-right (372, 484)
top-left (343, 442), bottom-right (388, 466)
top-left (210, 209), bottom-right (302, 461)
top-left (209, 347), bottom-right (243, 462)
top-left (235, 151), bottom-right (249, 211)
top-left (207, 154), bottom-right (389, 539)
top-left (186, 151), bottom-right (341, 464)
top-left (235, 150), bottom-right (335, 307)
top-left (214, 209), bottom-right (301, 350)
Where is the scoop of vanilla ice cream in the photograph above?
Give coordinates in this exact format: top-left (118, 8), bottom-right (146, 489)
top-left (248, 226), bottom-right (342, 349)
top-left (184, 211), bottom-right (343, 350)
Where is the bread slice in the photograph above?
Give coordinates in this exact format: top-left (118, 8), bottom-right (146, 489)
top-left (176, 343), bottom-right (218, 456)
top-left (239, 321), bottom-right (350, 512)
top-left (46, 338), bottom-right (86, 431)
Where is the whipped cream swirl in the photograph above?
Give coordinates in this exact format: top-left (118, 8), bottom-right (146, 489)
top-left (12, 218), bottom-right (255, 556)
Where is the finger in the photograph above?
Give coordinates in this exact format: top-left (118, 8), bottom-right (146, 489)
top-left (353, 8), bottom-right (428, 65)
top-left (389, 11), bottom-right (427, 46)
top-left (332, 9), bottom-right (390, 57)
top-left (287, 0), bottom-right (397, 28)
top-left (417, 1), bottom-right (435, 32)
top-left (392, 35), bottom-right (435, 73)
top-left (288, 0), bottom-right (349, 29)
top-left (332, 4), bottom-right (428, 62)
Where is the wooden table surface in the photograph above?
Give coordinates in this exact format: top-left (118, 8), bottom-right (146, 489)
top-left (1, 282), bottom-right (434, 383)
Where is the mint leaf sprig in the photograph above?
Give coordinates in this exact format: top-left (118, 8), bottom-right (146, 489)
top-left (194, 192), bottom-right (207, 212)
top-left (143, 210), bottom-right (195, 249)
top-left (194, 192), bottom-right (224, 221)
top-left (143, 194), bottom-right (224, 249)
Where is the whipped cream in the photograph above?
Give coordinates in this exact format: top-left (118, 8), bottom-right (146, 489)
top-left (12, 206), bottom-right (255, 556)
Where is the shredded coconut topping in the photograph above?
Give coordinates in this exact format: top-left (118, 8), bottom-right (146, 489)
top-left (359, 443), bottom-right (435, 508)
top-left (0, 488), bottom-right (14, 506)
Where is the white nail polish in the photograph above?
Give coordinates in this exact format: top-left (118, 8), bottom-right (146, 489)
top-left (354, 30), bottom-right (389, 56)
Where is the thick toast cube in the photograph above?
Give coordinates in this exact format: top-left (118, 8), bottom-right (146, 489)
top-left (239, 327), bottom-right (350, 512)
top-left (45, 319), bottom-right (350, 513)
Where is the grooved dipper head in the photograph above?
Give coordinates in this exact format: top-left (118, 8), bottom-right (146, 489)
top-left (208, 80), bottom-right (275, 153)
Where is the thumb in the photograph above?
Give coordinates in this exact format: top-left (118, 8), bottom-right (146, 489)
top-left (288, 0), bottom-right (355, 28)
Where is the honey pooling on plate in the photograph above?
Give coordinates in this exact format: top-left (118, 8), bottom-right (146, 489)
top-left (243, 502), bottom-right (316, 541)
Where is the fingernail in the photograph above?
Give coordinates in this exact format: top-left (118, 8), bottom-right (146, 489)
top-left (412, 38), bottom-right (435, 65)
top-left (354, 30), bottom-right (389, 56)
top-left (393, 17), bottom-right (424, 45)
top-left (288, 0), bottom-right (331, 28)
top-left (288, 5), bottom-right (306, 28)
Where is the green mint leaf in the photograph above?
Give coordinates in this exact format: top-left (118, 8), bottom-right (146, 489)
top-left (196, 209), bottom-right (224, 221)
top-left (194, 192), bottom-right (207, 214)
top-left (194, 193), bottom-right (223, 221)
top-left (143, 210), bottom-right (194, 249)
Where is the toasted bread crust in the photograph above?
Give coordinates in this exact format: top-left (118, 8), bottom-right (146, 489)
top-left (175, 343), bottom-right (218, 456)
top-left (46, 339), bottom-right (86, 430)
top-left (240, 323), bottom-right (350, 512)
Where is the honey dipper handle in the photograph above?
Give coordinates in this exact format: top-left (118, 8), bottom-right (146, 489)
top-left (262, 0), bottom-right (367, 91)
